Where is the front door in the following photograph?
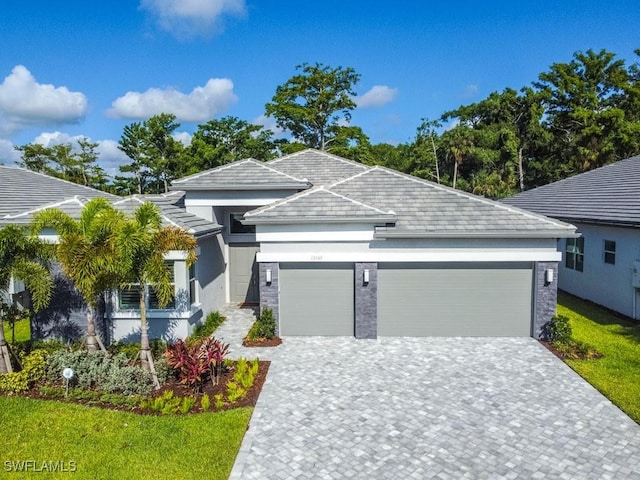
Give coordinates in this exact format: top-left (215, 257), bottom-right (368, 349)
top-left (229, 244), bottom-right (259, 304)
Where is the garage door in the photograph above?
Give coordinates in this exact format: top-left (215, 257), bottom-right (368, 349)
top-left (378, 262), bottom-right (533, 336)
top-left (279, 263), bottom-right (354, 336)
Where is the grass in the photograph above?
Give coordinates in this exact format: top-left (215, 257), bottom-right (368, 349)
top-left (557, 291), bottom-right (640, 423)
top-left (2, 317), bottom-right (30, 343)
top-left (0, 396), bottom-right (252, 479)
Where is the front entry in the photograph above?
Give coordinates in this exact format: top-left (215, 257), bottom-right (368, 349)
top-left (229, 244), bottom-right (259, 304)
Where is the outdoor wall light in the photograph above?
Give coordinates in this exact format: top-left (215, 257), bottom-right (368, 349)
top-left (266, 269), bottom-right (272, 285)
top-left (363, 269), bottom-right (370, 285)
top-left (545, 268), bottom-right (554, 284)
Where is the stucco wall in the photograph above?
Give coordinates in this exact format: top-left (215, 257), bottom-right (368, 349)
top-left (196, 235), bottom-right (227, 316)
top-left (558, 222), bottom-right (640, 318)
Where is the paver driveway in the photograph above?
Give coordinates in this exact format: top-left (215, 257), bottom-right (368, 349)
top-left (224, 323), bottom-right (640, 478)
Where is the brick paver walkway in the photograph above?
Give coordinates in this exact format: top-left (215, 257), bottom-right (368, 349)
top-left (220, 307), bottom-right (640, 479)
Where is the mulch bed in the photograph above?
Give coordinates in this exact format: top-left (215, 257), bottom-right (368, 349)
top-left (540, 340), bottom-right (603, 360)
top-left (20, 360), bottom-right (270, 415)
top-left (242, 337), bottom-right (282, 347)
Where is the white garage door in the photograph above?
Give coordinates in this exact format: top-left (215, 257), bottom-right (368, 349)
top-left (279, 263), bottom-right (354, 336)
top-left (378, 262), bottom-right (533, 336)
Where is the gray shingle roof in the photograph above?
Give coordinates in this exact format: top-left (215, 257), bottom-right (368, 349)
top-left (4, 195), bottom-right (221, 238)
top-left (244, 187), bottom-right (396, 224)
top-left (244, 164), bottom-right (576, 238)
top-left (330, 168), bottom-right (576, 238)
top-left (171, 159), bottom-right (310, 191)
top-left (112, 197), bottom-right (222, 237)
top-left (267, 149), bottom-right (369, 186)
top-left (0, 165), bottom-right (116, 218)
top-left (502, 156), bottom-right (640, 227)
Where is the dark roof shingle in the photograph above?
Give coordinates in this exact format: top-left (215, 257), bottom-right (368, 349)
top-left (502, 156), bottom-right (640, 227)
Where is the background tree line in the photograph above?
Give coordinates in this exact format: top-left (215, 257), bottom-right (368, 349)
top-left (15, 49), bottom-right (640, 198)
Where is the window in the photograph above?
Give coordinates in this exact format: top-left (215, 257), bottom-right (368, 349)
top-left (118, 261), bottom-right (175, 310)
top-left (565, 237), bottom-right (584, 272)
top-left (229, 213), bottom-right (255, 234)
top-left (603, 240), bottom-right (616, 265)
top-left (189, 263), bottom-right (197, 305)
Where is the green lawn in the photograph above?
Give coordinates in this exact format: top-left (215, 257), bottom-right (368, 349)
top-left (2, 317), bottom-right (30, 343)
top-left (0, 396), bottom-right (251, 479)
top-left (558, 291), bottom-right (640, 423)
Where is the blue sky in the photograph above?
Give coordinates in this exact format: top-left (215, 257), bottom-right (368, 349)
top-left (1, 1), bottom-right (638, 175)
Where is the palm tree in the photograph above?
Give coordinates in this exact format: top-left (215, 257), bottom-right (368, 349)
top-left (32, 198), bottom-right (125, 353)
top-left (115, 202), bottom-right (196, 388)
top-left (0, 225), bottom-right (53, 373)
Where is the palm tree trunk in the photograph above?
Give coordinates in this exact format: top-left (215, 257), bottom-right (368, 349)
top-left (0, 318), bottom-right (13, 373)
top-left (453, 161), bottom-right (459, 190)
top-left (139, 288), bottom-right (160, 389)
top-left (518, 147), bottom-right (525, 191)
top-left (85, 306), bottom-right (106, 353)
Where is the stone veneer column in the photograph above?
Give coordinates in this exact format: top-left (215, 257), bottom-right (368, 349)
top-left (534, 261), bottom-right (558, 339)
top-left (259, 262), bottom-right (280, 335)
top-left (355, 262), bottom-right (377, 339)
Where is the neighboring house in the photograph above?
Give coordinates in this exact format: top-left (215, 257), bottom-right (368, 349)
top-left (173, 149), bottom-right (576, 338)
top-left (0, 166), bottom-right (222, 342)
top-left (503, 155), bottom-right (640, 320)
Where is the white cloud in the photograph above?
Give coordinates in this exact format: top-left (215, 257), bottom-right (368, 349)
top-left (355, 85), bottom-right (398, 109)
top-left (0, 65), bottom-right (87, 135)
top-left (95, 139), bottom-right (131, 178)
top-left (462, 84), bottom-right (479, 99)
top-left (0, 139), bottom-right (20, 165)
top-left (173, 131), bottom-right (192, 146)
top-left (32, 132), bottom-right (129, 178)
top-left (252, 114), bottom-right (286, 138)
top-left (109, 78), bottom-right (238, 122)
top-left (140, 0), bottom-right (246, 39)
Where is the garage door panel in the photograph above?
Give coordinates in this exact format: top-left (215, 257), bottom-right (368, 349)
top-left (378, 263), bottom-right (532, 337)
top-left (279, 263), bottom-right (354, 336)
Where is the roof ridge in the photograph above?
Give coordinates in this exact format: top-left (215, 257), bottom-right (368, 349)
top-left (268, 148), bottom-right (371, 171)
top-left (172, 159), bottom-right (256, 184)
top-left (328, 167), bottom-right (375, 187)
top-left (5, 195), bottom-right (89, 219)
top-left (244, 186), bottom-right (326, 217)
top-left (0, 165), bottom-right (118, 198)
top-left (255, 161), bottom-right (309, 183)
top-left (347, 165), bottom-right (574, 230)
top-left (322, 188), bottom-right (393, 215)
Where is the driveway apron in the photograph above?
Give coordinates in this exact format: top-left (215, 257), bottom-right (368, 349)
top-left (227, 331), bottom-right (640, 479)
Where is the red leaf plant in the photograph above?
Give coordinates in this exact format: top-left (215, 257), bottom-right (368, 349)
top-left (165, 337), bottom-right (230, 393)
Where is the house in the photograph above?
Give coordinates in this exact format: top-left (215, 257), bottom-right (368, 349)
top-left (0, 166), bottom-right (222, 342)
top-left (172, 149), bottom-right (577, 338)
top-left (503, 155), bottom-right (640, 320)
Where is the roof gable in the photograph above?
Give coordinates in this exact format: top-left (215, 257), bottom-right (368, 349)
top-left (171, 159), bottom-right (310, 191)
top-left (503, 156), bottom-right (640, 227)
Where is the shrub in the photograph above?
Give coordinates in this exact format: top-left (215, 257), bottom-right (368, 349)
top-left (233, 358), bottom-right (256, 390)
top-left (108, 339), bottom-right (167, 360)
top-left (545, 314), bottom-right (572, 344)
top-left (46, 350), bottom-right (154, 396)
top-left (180, 396), bottom-right (197, 414)
top-left (200, 393), bottom-right (211, 411)
top-left (214, 393), bottom-right (225, 409)
top-left (189, 312), bottom-right (225, 344)
top-left (226, 381), bottom-right (246, 403)
top-left (0, 349), bottom-right (48, 393)
top-left (164, 337), bottom-right (230, 393)
top-left (246, 308), bottom-right (276, 340)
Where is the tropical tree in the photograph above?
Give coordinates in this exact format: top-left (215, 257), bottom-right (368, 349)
top-left (183, 116), bottom-right (280, 175)
top-left (265, 62), bottom-right (361, 150)
top-left (31, 198), bottom-right (126, 353)
top-left (115, 202), bottom-right (196, 388)
top-left (0, 225), bottom-right (53, 373)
